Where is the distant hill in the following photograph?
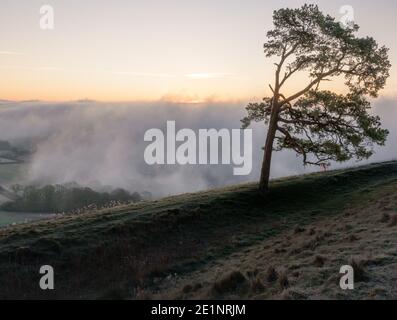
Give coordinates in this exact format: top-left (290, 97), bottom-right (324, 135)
top-left (0, 161), bottom-right (396, 299)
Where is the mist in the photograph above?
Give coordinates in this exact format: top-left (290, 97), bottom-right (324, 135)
top-left (0, 98), bottom-right (396, 197)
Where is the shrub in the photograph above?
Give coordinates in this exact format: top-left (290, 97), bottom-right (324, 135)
top-left (1, 184), bottom-right (144, 213)
top-left (211, 271), bottom-right (248, 295)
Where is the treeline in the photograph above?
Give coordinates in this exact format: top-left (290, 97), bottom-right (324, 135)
top-left (1, 184), bottom-right (145, 213)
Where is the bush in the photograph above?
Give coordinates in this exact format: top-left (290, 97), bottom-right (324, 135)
top-left (211, 271), bottom-right (248, 295)
top-left (1, 184), bottom-right (145, 213)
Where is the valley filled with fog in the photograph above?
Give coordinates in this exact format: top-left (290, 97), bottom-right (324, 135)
top-left (1, 98), bottom-right (397, 198)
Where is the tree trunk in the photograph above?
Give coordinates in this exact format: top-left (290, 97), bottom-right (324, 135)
top-left (259, 103), bottom-right (279, 194)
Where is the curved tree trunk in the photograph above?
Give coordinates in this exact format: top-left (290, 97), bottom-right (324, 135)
top-left (259, 103), bottom-right (279, 194)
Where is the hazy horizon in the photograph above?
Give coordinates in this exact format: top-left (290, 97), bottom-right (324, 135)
top-left (1, 97), bottom-right (396, 197)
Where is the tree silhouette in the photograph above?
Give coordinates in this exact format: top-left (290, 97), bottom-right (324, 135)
top-left (242, 4), bottom-right (391, 194)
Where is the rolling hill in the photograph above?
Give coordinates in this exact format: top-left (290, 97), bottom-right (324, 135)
top-left (0, 161), bottom-right (396, 299)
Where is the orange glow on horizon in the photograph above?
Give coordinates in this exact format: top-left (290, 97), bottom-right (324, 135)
top-left (1, 1), bottom-right (396, 103)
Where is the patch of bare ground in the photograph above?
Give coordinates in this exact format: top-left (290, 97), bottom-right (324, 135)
top-left (151, 187), bottom-right (397, 300)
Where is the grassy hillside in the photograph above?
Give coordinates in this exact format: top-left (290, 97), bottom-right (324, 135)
top-left (0, 161), bottom-right (397, 299)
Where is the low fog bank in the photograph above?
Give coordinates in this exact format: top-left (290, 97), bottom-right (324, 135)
top-left (0, 98), bottom-right (396, 197)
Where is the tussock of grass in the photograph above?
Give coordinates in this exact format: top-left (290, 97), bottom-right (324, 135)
top-left (266, 266), bottom-right (279, 283)
top-left (380, 212), bottom-right (390, 223)
top-left (278, 290), bottom-right (292, 300)
top-left (348, 234), bottom-right (359, 242)
top-left (389, 215), bottom-right (397, 227)
top-left (278, 272), bottom-right (290, 289)
top-left (308, 228), bottom-right (316, 236)
top-left (313, 255), bottom-right (327, 267)
top-left (249, 276), bottom-right (265, 293)
top-left (133, 287), bottom-right (153, 300)
top-left (210, 271), bottom-right (248, 296)
top-left (294, 225), bottom-right (306, 234)
top-left (182, 284), bottom-right (193, 294)
top-left (349, 258), bottom-right (368, 282)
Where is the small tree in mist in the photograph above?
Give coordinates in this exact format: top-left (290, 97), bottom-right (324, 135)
top-left (242, 4), bottom-right (391, 194)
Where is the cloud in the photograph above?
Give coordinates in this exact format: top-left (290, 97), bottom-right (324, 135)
top-left (0, 98), bottom-right (395, 197)
top-left (0, 65), bottom-right (62, 72)
top-left (185, 73), bottom-right (234, 79)
top-left (0, 51), bottom-right (25, 56)
top-left (112, 71), bottom-right (177, 78)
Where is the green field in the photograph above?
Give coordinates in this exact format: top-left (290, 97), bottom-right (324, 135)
top-left (0, 161), bottom-right (396, 299)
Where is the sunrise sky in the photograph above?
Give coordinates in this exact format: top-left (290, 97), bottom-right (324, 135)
top-left (0, 0), bottom-right (396, 102)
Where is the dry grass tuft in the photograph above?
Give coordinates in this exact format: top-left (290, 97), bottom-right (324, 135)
top-left (349, 258), bottom-right (368, 282)
top-left (368, 287), bottom-right (387, 299)
top-left (294, 225), bottom-right (305, 234)
top-left (278, 290), bottom-right (292, 300)
top-left (265, 266), bottom-right (279, 283)
top-left (100, 286), bottom-right (130, 300)
top-left (246, 269), bottom-right (259, 278)
top-left (181, 282), bottom-right (202, 294)
top-left (308, 228), bottom-right (316, 236)
top-left (278, 272), bottom-right (290, 289)
top-left (348, 234), bottom-right (359, 242)
top-left (388, 215), bottom-right (397, 227)
top-left (380, 212), bottom-right (390, 223)
top-left (182, 284), bottom-right (193, 294)
top-left (193, 283), bottom-right (203, 291)
top-left (133, 287), bottom-right (153, 300)
top-left (249, 277), bottom-right (265, 294)
top-left (313, 255), bottom-right (327, 267)
top-left (274, 247), bottom-right (287, 254)
top-left (279, 289), bottom-right (308, 300)
top-left (211, 271), bottom-right (248, 295)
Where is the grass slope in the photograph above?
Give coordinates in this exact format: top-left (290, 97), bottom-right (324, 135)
top-left (0, 161), bottom-right (397, 299)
